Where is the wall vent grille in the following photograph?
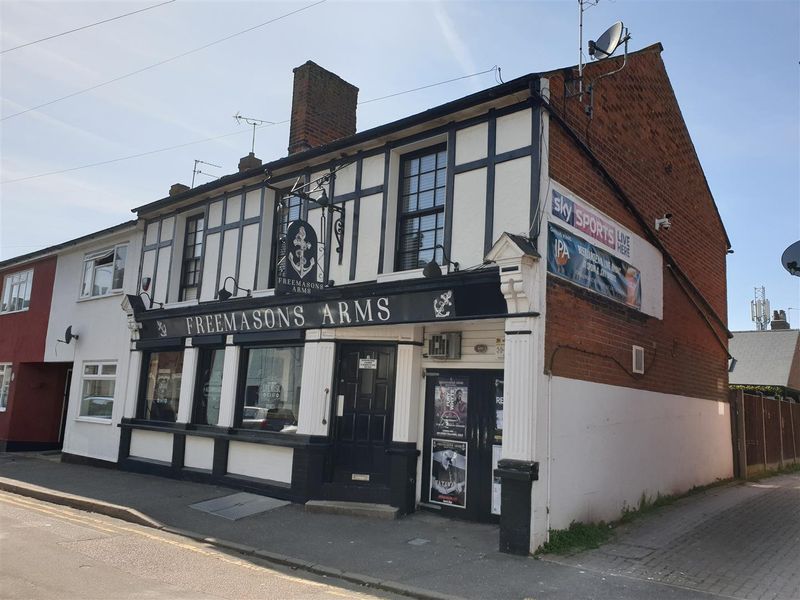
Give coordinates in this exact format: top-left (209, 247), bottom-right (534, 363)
top-left (632, 345), bottom-right (645, 374)
top-left (428, 332), bottom-right (462, 360)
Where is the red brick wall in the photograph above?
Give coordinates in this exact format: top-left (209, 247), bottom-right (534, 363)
top-left (0, 256), bottom-right (56, 363)
top-left (542, 45), bottom-right (729, 401)
top-left (3, 363), bottom-right (69, 445)
top-left (288, 61), bottom-right (359, 155)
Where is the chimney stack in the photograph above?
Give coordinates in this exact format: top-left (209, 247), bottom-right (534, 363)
top-left (288, 61), bottom-right (358, 155)
top-left (238, 152), bottom-right (262, 173)
top-left (169, 183), bottom-right (190, 196)
top-left (771, 310), bottom-right (790, 330)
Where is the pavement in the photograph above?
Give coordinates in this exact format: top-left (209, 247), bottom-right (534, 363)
top-left (0, 452), bottom-right (798, 600)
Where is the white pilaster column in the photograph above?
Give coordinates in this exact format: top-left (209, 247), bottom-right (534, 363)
top-left (123, 348), bottom-right (142, 419)
top-left (176, 342), bottom-right (198, 424)
top-left (502, 315), bottom-right (539, 461)
top-left (217, 336), bottom-right (240, 428)
top-left (297, 329), bottom-right (336, 436)
top-left (392, 341), bottom-right (423, 443)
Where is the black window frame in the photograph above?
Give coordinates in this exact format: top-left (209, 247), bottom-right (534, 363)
top-left (233, 342), bottom-right (304, 432)
top-left (179, 213), bottom-right (205, 301)
top-left (394, 143), bottom-right (448, 272)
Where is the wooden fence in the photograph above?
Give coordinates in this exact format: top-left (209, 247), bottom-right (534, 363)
top-left (730, 389), bottom-right (800, 478)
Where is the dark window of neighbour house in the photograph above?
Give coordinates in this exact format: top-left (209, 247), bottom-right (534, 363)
top-left (192, 348), bottom-right (224, 426)
top-left (396, 145), bottom-right (447, 271)
top-left (237, 346), bottom-right (303, 433)
top-left (141, 351), bottom-right (183, 422)
top-left (269, 191), bottom-right (303, 288)
top-left (180, 215), bottom-right (204, 301)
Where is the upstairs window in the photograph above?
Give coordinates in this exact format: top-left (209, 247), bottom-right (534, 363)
top-left (1, 269), bottom-right (33, 314)
top-left (396, 145), bottom-right (447, 271)
top-left (81, 244), bottom-right (127, 299)
top-left (180, 214), bottom-right (205, 301)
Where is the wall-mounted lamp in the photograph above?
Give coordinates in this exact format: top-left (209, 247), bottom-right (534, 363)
top-left (140, 291), bottom-right (164, 309)
top-left (217, 276), bottom-right (252, 301)
top-left (422, 244), bottom-right (460, 278)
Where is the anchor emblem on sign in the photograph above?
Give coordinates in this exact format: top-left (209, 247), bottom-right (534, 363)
top-left (433, 291), bottom-right (453, 318)
top-left (288, 226), bottom-right (316, 280)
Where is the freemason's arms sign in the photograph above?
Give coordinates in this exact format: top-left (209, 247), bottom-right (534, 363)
top-left (276, 219), bottom-right (324, 295)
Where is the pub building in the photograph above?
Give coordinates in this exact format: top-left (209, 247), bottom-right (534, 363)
top-left (69, 46), bottom-right (733, 555)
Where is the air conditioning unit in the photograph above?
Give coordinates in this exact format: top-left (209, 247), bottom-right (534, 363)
top-left (428, 332), bottom-right (462, 360)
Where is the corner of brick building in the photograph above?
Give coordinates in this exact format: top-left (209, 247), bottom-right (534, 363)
top-left (542, 44), bottom-right (730, 402)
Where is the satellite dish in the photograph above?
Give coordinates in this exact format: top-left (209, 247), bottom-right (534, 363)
top-left (63, 326), bottom-right (79, 344)
top-left (782, 240), bottom-right (800, 276)
top-left (589, 21), bottom-right (626, 60)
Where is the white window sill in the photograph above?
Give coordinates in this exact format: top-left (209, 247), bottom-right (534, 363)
top-left (163, 299), bottom-right (199, 309)
top-left (376, 268), bottom-right (425, 283)
top-left (77, 291), bottom-right (124, 303)
top-left (75, 416), bottom-right (113, 425)
top-left (250, 289), bottom-right (276, 299)
top-left (0, 308), bottom-right (30, 316)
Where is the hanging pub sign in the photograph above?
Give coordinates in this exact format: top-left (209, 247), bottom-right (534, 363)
top-left (548, 222), bottom-right (642, 309)
top-left (433, 376), bottom-right (469, 440)
top-left (430, 439), bottom-right (467, 508)
top-left (276, 219), bottom-right (324, 296)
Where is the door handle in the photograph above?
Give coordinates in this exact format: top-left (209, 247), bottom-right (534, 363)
top-left (322, 387), bottom-right (330, 425)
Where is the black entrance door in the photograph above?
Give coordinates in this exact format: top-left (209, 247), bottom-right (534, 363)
top-left (422, 370), bottom-right (504, 522)
top-left (330, 344), bottom-right (396, 490)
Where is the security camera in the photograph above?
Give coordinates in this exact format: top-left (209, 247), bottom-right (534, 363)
top-left (655, 214), bottom-right (673, 231)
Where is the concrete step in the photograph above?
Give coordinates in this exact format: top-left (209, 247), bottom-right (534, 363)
top-left (304, 500), bottom-right (399, 520)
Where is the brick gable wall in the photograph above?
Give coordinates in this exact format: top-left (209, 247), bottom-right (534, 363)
top-left (542, 45), bottom-right (730, 401)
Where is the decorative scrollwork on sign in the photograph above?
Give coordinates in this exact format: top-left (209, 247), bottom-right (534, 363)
top-left (334, 214), bottom-right (345, 265)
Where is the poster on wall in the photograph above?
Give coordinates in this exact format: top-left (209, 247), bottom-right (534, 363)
top-left (494, 379), bottom-right (504, 444)
top-left (430, 439), bottom-right (467, 508)
top-left (433, 377), bottom-right (469, 439)
top-left (491, 445), bottom-right (502, 516)
top-left (548, 223), bottom-right (642, 309)
top-left (551, 189), bottom-right (632, 258)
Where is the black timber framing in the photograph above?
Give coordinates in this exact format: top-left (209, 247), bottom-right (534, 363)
top-left (349, 154), bottom-right (364, 280)
top-left (484, 110), bottom-right (497, 255)
top-left (376, 146), bottom-right (391, 274)
top-left (443, 126), bottom-right (457, 259)
top-left (529, 90), bottom-right (543, 241)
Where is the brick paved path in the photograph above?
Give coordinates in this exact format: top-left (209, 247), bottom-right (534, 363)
top-left (543, 473), bottom-right (800, 600)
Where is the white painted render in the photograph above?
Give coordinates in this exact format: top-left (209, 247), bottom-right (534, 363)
top-left (184, 435), bottom-right (214, 470)
top-left (227, 441), bottom-right (293, 484)
top-left (451, 168), bottom-right (487, 270)
top-left (455, 122), bottom-right (488, 165)
top-left (354, 193), bottom-right (383, 282)
top-left (496, 108), bottom-right (532, 155)
top-left (493, 156), bottom-right (532, 241)
top-left (544, 376), bottom-right (733, 530)
top-left (361, 154), bottom-right (385, 189)
top-left (46, 225), bottom-right (141, 464)
top-left (129, 429), bottom-right (173, 463)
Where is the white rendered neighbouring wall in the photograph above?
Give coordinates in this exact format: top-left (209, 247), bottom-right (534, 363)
top-left (545, 376), bottom-right (733, 530)
top-left (46, 226), bottom-right (142, 463)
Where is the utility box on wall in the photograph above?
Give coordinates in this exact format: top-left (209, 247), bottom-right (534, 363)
top-left (428, 332), bottom-right (462, 360)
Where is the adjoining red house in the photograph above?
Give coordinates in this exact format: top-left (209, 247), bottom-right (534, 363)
top-left (0, 255), bottom-right (71, 451)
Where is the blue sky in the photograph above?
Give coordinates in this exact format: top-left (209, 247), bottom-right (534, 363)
top-left (1, 0), bottom-right (798, 331)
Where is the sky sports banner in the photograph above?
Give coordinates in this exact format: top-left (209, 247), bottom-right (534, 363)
top-left (551, 189), bottom-right (632, 259)
top-left (548, 223), bottom-right (642, 309)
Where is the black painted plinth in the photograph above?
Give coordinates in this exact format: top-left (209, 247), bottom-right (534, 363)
top-left (387, 442), bottom-right (420, 515)
top-left (495, 458), bottom-right (539, 555)
top-left (290, 440), bottom-right (330, 502)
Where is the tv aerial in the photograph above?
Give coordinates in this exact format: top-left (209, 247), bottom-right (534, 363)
top-left (781, 240), bottom-right (800, 277)
top-left (233, 112), bottom-right (275, 155)
top-left (576, 12), bottom-right (632, 118)
top-left (191, 159), bottom-right (221, 188)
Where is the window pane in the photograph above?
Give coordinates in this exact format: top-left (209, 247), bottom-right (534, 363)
top-left (93, 264), bottom-right (113, 296)
top-left (418, 171), bottom-right (436, 192)
top-left (417, 190), bottom-right (435, 211)
top-left (80, 378), bottom-right (115, 419)
top-left (112, 246), bottom-right (127, 290)
top-left (240, 347), bottom-right (303, 432)
top-left (0, 365), bottom-right (9, 410)
top-left (193, 349), bottom-right (224, 426)
top-left (81, 261), bottom-right (93, 297)
top-left (419, 153), bottom-right (436, 173)
top-left (84, 364), bottom-right (99, 375)
top-left (401, 194), bottom-right (417, 213)
top-left (101, 364), bottom-right (117, 375)
top-left (143, 352), bottom-right (183, 422)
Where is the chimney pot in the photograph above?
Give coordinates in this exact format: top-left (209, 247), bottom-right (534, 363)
top-left (169, 183), bottom-right (190, 196)
top-left (288, 61), bottom-right (358, 155)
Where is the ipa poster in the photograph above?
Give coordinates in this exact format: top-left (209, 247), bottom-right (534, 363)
top-left (548, 223), bottom-right (642, 309)
top-left (433, 377), bottom-right (468, 439)
top-left (430, 439), bottom-right (467, 508)
top-left (491, 444), bottom-right (502, 516)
